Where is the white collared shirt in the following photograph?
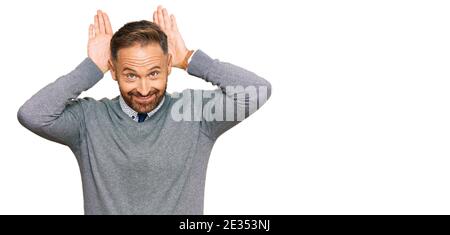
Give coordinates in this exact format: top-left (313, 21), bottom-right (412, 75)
top-left (119, 94), bottom-right (165, 122)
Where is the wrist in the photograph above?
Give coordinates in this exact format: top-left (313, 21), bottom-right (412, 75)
top-left (177, 49), bottom-right (194, 70)
top-left (89, 57), bottom-right (108, 74)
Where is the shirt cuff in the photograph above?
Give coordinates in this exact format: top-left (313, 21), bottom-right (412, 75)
top-left (187, 49), bottom-right (197, 69)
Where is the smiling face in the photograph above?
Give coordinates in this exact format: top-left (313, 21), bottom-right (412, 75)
top-left (109, 43), bottom-right (172, 113)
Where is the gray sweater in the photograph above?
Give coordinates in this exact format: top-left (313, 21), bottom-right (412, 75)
top-left (17, 49), bottom-right (272, 215)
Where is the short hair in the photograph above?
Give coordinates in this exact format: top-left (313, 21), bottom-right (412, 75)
top-left (110, 20), bottom-right (168, 61)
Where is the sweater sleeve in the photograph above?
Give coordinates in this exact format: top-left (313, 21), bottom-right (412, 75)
top-left (186, 49), bottom-right (272, 140)
top-left (17, 57), bottom-right (104, 147)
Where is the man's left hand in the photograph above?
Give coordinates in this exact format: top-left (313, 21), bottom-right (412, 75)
top-left (153, 5), bottom-right (190, 69)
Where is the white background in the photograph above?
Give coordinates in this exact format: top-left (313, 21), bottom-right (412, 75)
top-left (1, 0), bottom-right (450, 214)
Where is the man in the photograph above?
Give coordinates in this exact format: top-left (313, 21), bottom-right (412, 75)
top-left (17, 6), bottom-right (271, 215)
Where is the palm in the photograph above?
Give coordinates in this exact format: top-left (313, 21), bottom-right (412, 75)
top-left (153, 6), bottom-right (189, 68)
top-left (88, 10), bottom-right (113, 73)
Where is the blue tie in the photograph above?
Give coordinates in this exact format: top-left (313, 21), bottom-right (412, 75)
top-left (137, 113), bottom-right (147, 123)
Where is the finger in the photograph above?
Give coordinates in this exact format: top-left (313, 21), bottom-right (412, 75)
top-left (153, 11), bottom-right (158, 24)
top-left (98, 10), bottom-right (105, 34)
top-left (157, 5), bottom-right (165, 29)
top-left (89, 24), bottom-right (94, 39)
top-left (162, 8), bottom-right (171, 29)
top-left (94, 14), bottom-right (100, 35)
top-left (103, 12), bottom-right (113, 35)
top-left (170, 14), bottom-right (178, 32)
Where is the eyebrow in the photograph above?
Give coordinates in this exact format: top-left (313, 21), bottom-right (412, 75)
top-left (122, 66), bottom-right (161, 72)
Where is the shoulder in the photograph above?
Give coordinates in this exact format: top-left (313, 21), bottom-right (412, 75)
top-left (168, 88), bottom-right (221, 101)
top-left (68, 96), bottom-right (116, 111)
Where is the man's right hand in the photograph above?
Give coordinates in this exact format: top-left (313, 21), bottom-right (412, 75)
top-left (88, 10), bottom-right (113, 73)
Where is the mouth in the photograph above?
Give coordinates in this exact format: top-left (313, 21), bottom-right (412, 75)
top-left (134, 93), bottom-right (156, 103)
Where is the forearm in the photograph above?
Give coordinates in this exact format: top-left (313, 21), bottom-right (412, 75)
top-left (17, 57), bottom-right (103, 144)
top-left (187, 49), bottom-right (272, 120)
top-left (186, 49), bottom-right (272, 139)
top-left (187, 50), bottom-right (272, 95)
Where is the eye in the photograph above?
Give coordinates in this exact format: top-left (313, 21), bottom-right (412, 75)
top-left (126, 73), bottom-right (137, 80)
top-left (149, 71), bottom-right (160, 78)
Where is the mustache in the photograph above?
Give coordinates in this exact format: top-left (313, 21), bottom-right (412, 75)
top-left (128, 88), bottom-right (160, 97)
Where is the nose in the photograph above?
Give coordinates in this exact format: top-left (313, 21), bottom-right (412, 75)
top-left (136, 78), bottom-right (152, 96)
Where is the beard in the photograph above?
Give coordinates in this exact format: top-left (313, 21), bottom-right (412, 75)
top-left (120, 83), bottom-right (167, 114)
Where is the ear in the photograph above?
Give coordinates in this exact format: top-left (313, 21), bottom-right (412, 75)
top-left (167, 53), bottom-right (172, 75)
top-left (109, 59), bottom-right (117, 81)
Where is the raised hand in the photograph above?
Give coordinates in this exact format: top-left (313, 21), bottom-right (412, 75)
top-left (88, 10), bottom-right (113, 73)
top-left (153, 6), bottom-right (190, 69)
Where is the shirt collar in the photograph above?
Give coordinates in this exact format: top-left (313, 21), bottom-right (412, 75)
top-left (119, 94), bottom-right (165, 122)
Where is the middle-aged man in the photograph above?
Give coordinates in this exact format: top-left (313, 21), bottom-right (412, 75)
top-left (17, 6), bottom-right (272, 214)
